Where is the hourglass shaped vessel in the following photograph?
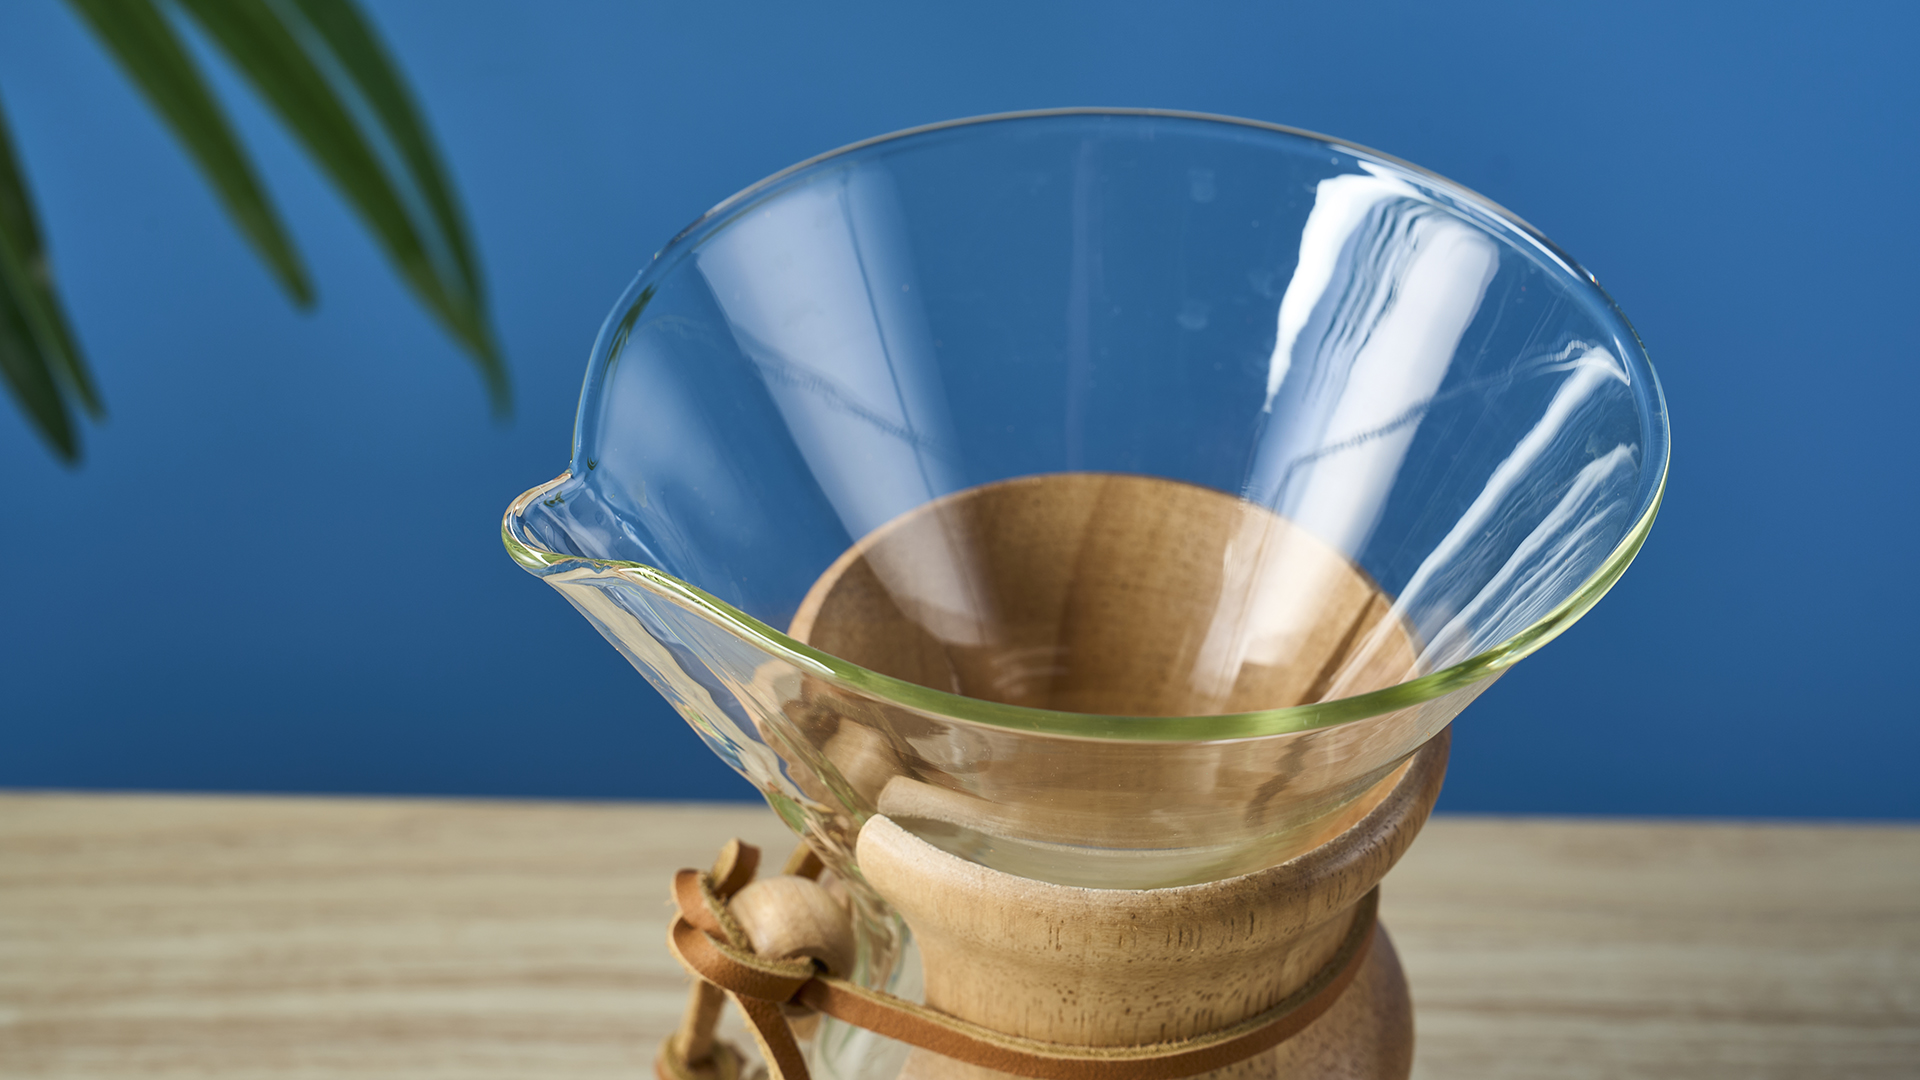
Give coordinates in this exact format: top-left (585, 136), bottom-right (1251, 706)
top-left (503, 110), bottom-right (1668, 1079)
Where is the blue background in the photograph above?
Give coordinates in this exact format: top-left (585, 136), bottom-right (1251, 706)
top-left (3, 1), bottom-right (1915, 818)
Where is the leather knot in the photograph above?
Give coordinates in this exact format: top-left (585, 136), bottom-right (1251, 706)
top-left (669, 868), bottom-right (819, 1004)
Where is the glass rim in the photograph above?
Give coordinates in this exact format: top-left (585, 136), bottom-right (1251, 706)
top-left (505, 107), bottom-right (1671, 744)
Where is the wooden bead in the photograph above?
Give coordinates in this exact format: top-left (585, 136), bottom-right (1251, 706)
top-left (727, 875), bottom-right (858, 978)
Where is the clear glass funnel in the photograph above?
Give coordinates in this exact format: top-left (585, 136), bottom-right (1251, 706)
top-left (502, 110), bottom-right (1668, 901)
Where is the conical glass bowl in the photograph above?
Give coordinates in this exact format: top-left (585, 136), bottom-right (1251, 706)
top-left (502, 108), bottom-right (1667, 1007)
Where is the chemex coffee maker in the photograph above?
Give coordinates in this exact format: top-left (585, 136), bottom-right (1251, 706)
top-left (503, 110), bottom-right (1668, 1080)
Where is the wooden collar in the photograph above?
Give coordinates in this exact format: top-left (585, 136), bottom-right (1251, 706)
top-left (658, 842), bottom-right (1378, 1080)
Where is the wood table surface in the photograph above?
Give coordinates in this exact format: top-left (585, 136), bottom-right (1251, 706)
top-left (1, 793), bottom-right (1914, 1079)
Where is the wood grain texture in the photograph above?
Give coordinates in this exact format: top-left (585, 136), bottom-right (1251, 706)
top-left (775, 471), bottom-right (1440, 889)
top-left (852, 729), bottom-right (1444, 1080)
top-left (1385, 818), bottom-right (1920, 1080)
top-left (1, 794), bottom-right (1915, 1079)
top-left (0, 794), bottom-right (794, 1080)
top-left (789, 471), bottom-right (1419, 717)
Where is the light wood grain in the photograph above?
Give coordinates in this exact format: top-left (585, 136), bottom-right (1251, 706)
top-left (775, 471), bottom-right (1444, 892)
top-left (853, 730), bottom-right (1443, 1080)
top-left (1386, 818), bottom-right (1920, 1080)
top-left (790, 472), bottom-right (1418, 716)
top-left (788, 471), bottom-right (1438, 1078)
top-left (0, 794), bottom-right (1915, 1079)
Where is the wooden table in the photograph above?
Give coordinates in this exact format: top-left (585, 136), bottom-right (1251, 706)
top-left (1, 794), bottom-right (1914, 1079)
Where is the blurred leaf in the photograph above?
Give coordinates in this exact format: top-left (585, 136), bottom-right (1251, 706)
top-left (281, 0), bottom-right (481, 310)
top-left (0, 94), bottom-right (92, 461)
top-left (0, 275), bottom-right (74, 460)
top-left (172, 0), bottom-right (509, 412)
top-left (3, 0), bottom-right (508, 460)
top-left (67, 0), bottom-right (314, 306)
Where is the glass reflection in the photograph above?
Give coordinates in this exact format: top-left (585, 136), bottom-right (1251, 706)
top-left (504, 110), bottom-right (1667, 892)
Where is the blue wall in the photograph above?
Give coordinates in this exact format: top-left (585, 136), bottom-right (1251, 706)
top-left (2, 1), bottom-right (1915, 817)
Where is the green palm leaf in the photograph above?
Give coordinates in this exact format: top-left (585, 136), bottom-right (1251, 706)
top-left (172, 0), bottom-right (508, 411)
top-left (281, 0), bottom-right (483, 316)
top-left (0, 0), bottom-right (506, 462)
top-left (67, 0), bottom-right (314, 306)
top-left (0, 96), bottom-right (96, 461)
